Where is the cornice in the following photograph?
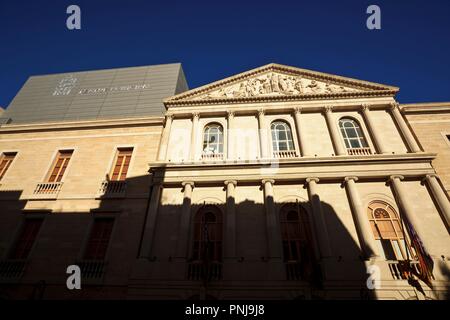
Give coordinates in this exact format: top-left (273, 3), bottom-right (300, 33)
top-left (400, 102), bottom-right (450, 114)
top-left (0, 116), bottom-right (164, 133)
top-left (149, 152), bottom-right (436, 171)
top-left (164, 63), bottom-right (399, 107)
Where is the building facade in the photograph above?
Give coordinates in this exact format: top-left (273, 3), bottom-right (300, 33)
top-left (0, 63), bottom-right (449, 300)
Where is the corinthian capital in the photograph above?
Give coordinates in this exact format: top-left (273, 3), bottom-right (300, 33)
top-left (361, 104), bottom-right (371, 112)
top-left (389, 102), bottom-right (400, 111)
top-left (293, 106), bottom-right (302, 115)
top-left (323, 105), bottom-right (334, 113)
top-left (192, 112), bottom-right (200, 119)
top-left (257, 109), bottom-right (265, 116)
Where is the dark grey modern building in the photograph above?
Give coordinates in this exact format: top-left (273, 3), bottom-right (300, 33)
top-left (0, 63), bottom-right (188, 125)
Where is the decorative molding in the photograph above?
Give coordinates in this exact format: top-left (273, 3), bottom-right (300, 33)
top-left (164, 63), bottom-right (399, 107)
top-left (306, 177), bottom-right (320, 184)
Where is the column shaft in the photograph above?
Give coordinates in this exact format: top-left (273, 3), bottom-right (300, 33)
top-left (306, 178), bottom-right (332, 258)
top-left (344, 177), bottom-right (379, 258)
top-left (262, 179), bottom-right (282, 259)
top-left (190, 113), bottom-right (199, 160)
top-left (227, 112), bottom-right (234, 160)
top-left (157, 114), bottom-right (173, 161)
top-left (257, 110), bottom-right (269, 158)
top-left (361, 105), bottom-right (388, 154)
top-left (176, 182), bottom-right (194, 258)
top-left (224, 180), bottom-right (237, 258)
top-left (294, 108), bottom-right (310, 156)
top-left (390, 103), bottom-right (421, 153)
top-left (324, 106), bottom-right (346, 156)
top-left (390, 175), bottom-right (433, 254)
top-left (423, 174), bottom-right (450, 228)
top-left (139, 182), bottom-right (162, 258)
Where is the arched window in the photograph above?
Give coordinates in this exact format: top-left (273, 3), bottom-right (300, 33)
top-left (339, 118), bottom-right (369, 149)
top-left (280, 202), bottom-right (316, 280)
top-left (271, 121), bottom-right (294, 152)
top-left (202, 123), bottom-right (223, 155)
top-left (367, 200), bottom-right (415, 260)
top-left (192, 205), bottom-right (223, 262)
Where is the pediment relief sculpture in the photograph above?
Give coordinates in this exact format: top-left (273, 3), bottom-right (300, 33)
top-left (193, 72), bottom-right (361, 100)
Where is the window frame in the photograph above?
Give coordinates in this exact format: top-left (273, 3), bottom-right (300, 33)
top-left (6, 215), bottom-right (46, 260)
top-left (0, 151), bottom-right (18, 181)
top-left (338, 117), bottom-right (369, 149)
top-left (279, 202), bottom-right (315, 263)
top-left (81, 216), bottom-right (115, 261)
top-left (45, 149), bottom-right (74, 183)
top-left (191, 204), bottom-right (223, 263)
top-left (270, 120), bottom-right (295, 152)
top-left (202, 123), bottom-right (224, 156)
top-left (109, 147), bottom-right (134, 181)
top-left (367, 200), bottom-right (415, 261)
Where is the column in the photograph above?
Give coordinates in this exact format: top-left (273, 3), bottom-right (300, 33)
top-left (227, 111), bottom-right (234, 161)
top-left (324, 106), bottom-right (346, 156)
top-left (344, 177), bottom-right (379, 258)
top-left (189, 113), bottom-right (200, 161)
top-left (422, 174), bottom-right (450, 228)
top-left (224, 180), bottom-right (237, 258)
top-left (157, 114), bottom-right (173, 161)
top-left (139, 181), bottom-right (162, 258)
top-left (389, 175), bottom-right (433, 253)
top-left (257, 109), bottom-right (269, 159)
top-left (261, 179), bottom-right (283, 259)
top-left (305, 178), bottom-right (331, 258)
top-left (360, 104), bottom-right (388, 154)
top-left (389, 102), bottom-right (421, 153)
top-left (175, 181), bottom-right (194, 258)
top-left (293, 107), bottom-right (311, 157)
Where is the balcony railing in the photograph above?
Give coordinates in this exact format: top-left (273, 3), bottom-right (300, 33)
top-left (347, 147), bottom-right (372, 156)
top-left (98, 180), bottom-right (127, 197)
top-left (201, 152), bottom-right (224, 160)
top-left (76, 260), bottom-right (107, 280)
top-left (187, 260), bottom-right (222, 281)
top-left (33, 182), bottom-right (63, 194)
top-left (273, 150), bottom-right (298, 158)
top-left (0, 259), bottom-right (27, 280)
top-left (388, 260), bottom-right (433, 280)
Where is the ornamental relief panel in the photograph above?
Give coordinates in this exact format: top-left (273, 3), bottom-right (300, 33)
top-left (194, 72), bottom-right (363, 100)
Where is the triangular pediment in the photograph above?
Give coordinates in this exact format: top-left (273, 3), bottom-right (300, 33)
top-left (165, 63), bottom-right (398, 105)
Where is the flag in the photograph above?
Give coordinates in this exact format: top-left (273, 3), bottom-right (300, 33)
top-left (403, 216), bottom-right (434, 289)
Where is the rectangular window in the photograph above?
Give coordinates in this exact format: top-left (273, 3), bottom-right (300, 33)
top-left (10, 219), bottom-right (43, 259)
top-left (48, 150), bottom-right (73, 182)
top-left (84, 218), bottom-right (114, 260)
top-left (0, 152), bottom-right (17, 180)
top-left (110, 148), bottom-right (133, 181)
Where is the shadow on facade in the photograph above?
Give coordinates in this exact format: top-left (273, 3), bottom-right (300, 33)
top-left (0, 170), bottom-right (446, 300)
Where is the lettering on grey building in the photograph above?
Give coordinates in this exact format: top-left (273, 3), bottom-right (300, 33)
top-left (53, 75), bottom-right (78, 96)
top-left (77, 84), bottom-right (150, 95)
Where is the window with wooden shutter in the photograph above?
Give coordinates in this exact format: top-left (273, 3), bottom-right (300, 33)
top-left (10, 219), bottom-right (43, 259)
top-left (110, 148), bottom-right (133, 181)
top-left (84, 218), bottom-right (114, 260)
top-left (0, 152), bottom-right (17, 180)
top-left (367, 200), bottom-right (415, 260)
top-left (48, 150), bottom-right (73, 182)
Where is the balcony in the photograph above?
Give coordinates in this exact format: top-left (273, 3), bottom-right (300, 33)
top-left (76, 260), bottom-right (107, 282)
top-left (388, 260), bottom-right (434, 280)
top-left (98, 180), bottom-right (127, 198)
top-left (30, 182), bottom-right (63, 199)
top-left (201, 152), bottom-right (224, 161)
top-left (187, 260), bottom-right (222, 281)
top-left (0, 259), bottom-right (27, 282)
top-left (347, 147), bottom-right (372, 156)
top-left (273, 150), bottom-right (298, 159)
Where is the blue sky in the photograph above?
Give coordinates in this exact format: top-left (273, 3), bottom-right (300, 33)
top-left (0, 0), bottom-right (449, 108)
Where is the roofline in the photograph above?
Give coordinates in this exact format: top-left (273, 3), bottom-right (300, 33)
top-left (164, 62), bottom-right (399, 104)
top-left (400, 101), bottom-right (450, 114)
top-left (0, 115), bottom-right (164, 133)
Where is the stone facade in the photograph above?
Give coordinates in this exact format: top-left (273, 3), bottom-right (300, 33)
top-left (0, 63), bottom-right (449, 300)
